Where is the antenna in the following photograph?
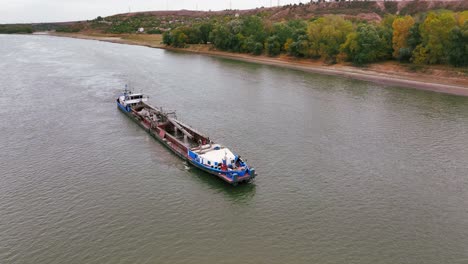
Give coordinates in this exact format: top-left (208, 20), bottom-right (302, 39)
top-left (277, 0), bottom-right (280, 7)
top-left (128, 6), bottom-right (131, 13)
top-left (229, 0), bottom-right (232, 10)
top-left (166, 0), bottom-right (168, 10)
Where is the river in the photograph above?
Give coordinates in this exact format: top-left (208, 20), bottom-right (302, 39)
top-left (1, 35), bottom-right (468, 264)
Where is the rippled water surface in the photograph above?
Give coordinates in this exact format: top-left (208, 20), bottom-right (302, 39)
top-left (1, 35), bottom-right (468, 264)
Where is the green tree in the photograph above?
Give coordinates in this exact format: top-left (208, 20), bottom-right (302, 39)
top-left (407, 22), bottom-right (421, 51)
top-left (162, 31), bottom-right (172, 45)
top-left (210, 24), bottom-right (233, 50)
top-left (265, 35), bottom-right (281, 56)
top-left (253, 42), bottom-right (264, 55)
top-left (0, 24), bottom-right (33, 34)
top-left (288, 34), bottom-right (310, 57)
top-left (340, 24), bottom-right (387, 65)
top-left (307, 15), bottom-right (353, 62)
top-left (378, 15), bottom-right (395, 61)
top-left (416, 11), bottom-right (457, 64)
top-left (271, 22), bottom-right (294, 52)
top-left (241, 35), bottom-right (255, 53)
top-left (447, 24), bottom-right (468, 67)
top-left (232, 33), bottom-right (245, 52)
top-left (184, 27), bottom-right (202, 44)
top-left (162, 28), bottom-right (197, 47)
top-left (241, 16), bottom-right (267, 43)
top-left (171, 29), bottom-right (188, 48)
top-left (198, 23), bottom-right (213, 44)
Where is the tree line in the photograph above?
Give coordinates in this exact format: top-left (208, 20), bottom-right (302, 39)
top-left (163, 10), bottom-right (468, 67)
top-left (0, 24), bottom-right (33, 34)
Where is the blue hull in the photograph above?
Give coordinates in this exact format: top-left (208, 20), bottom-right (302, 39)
top-left (187, 158), bottom-right (254, 185)
top-left (117, 100), bottom-right (131, 112)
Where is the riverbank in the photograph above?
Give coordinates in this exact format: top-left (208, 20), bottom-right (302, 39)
top-left (48, 32), bottom-right (468, 96)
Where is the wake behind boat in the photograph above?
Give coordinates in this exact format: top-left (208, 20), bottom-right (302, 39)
top-left (116, 87), bottom-right (256, 185)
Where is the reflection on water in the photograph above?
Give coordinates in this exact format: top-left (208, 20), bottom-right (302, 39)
top-left (187, 167), bottom-right (257, 203)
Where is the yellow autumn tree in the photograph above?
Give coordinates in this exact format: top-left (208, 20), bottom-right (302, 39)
top-left (392, 16), bottom-right (415, 59)
top-left (456, 11), bottom-right (468, 26)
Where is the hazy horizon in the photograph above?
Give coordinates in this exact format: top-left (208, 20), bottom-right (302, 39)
top-left (0, 0), bottom-right (306, 24)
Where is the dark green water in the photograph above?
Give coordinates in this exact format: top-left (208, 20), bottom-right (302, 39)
top-left (1, 35), bottom-right (468, 264)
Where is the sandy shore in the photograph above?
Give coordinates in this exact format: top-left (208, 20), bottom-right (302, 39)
top-left (48, 32), bottom-right (468, 96)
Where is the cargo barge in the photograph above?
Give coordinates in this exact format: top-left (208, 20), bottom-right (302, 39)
top-left (116, 87), bottom-right (256, 185)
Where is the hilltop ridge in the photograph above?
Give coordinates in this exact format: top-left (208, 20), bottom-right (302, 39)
top-left (87, 1), bottom-right (468, 33)
top-left (1, 0), bottom-right (464, 33)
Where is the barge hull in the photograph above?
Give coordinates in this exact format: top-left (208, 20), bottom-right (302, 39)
top-left (118, 104), bottom-right (188, 161)
top-left (117, 103), bottom-right (252, 185)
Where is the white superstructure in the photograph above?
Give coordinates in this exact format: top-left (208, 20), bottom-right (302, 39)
top-left (119, 93), bottom-right (148, 107)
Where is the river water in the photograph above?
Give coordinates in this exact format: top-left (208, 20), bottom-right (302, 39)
top-left (1, 35), bottom-right (468, 264)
